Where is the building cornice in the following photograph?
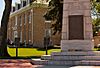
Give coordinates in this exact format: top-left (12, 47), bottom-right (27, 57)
top-left (10, 3), bottom-right (48, 18)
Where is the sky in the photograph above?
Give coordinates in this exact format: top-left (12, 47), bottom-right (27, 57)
top-left (0, 0), bottom-right (20, 26)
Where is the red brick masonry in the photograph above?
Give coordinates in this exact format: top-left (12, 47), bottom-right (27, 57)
top-left (0, 59), bottom-right (33, 68)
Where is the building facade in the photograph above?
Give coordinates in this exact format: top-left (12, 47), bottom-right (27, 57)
top-left (7, 0), bottom-right (61, 48)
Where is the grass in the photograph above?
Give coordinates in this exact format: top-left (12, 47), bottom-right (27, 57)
top-left (5, 47), bottom-right (100, 59)
top-left (7, 47), bottom-right (61, 58)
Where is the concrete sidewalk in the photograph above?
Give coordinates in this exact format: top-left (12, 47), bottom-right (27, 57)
top-left (0, 59), bottom-right (100, 68)
top-left (32, 65), bottom-right (100, 68)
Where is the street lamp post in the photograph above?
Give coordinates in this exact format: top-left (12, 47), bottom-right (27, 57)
top-left (44, 20), bottom-right (51, 55)
top-left (13, 26), bottom-right (20, 57)
top-left (15, 37), bottom-right (20, 57)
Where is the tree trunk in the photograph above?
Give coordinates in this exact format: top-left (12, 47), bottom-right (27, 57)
top-left (0, 0), bottom-right (12, 57)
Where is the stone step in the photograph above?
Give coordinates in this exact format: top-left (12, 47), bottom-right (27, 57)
top-left (32, 59), bottom-right (100, 66)
top-left (31, 59), bottom-right (48, 65)
top-left (78, 60), bottom-right (100, 66)
top-left (51, 51), bottom-right (96, 56)
top-left (94, 51), bottom-right (100, 56)
top-left (41, 55), bottom-right (100, 61)
top-left (32, 59), bottom-right (76, 66)
top-left (41, 55), bottom-right (51, 60)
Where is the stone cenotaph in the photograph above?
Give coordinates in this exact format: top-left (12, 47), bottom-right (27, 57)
top-left (32, 0), bottom-right (100, 65)
top-left (61, 0), bottom-right (93, 51)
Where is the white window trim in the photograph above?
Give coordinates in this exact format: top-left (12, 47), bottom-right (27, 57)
top-left (24, 14), bottom-right (26, 25)
top-left (29, 12), bottom-right (31, 24)
top-left (20, 16), bottom-right (22, 26)
top-left (14, 31), bottom-right (18, 38)
top-left (15, 16), bottom-right (17, 26)
top-left (29, 30), bottom-right (31, 42)
top-left (20, 31), bottom-right (22, 42)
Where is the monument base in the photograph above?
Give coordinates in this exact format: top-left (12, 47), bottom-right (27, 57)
top-left (61, 40), bottom-right (94, 51)
top-left (32, 52), bottom-right (100, 66)
top-left (31, 40), bottom-right (100, 66)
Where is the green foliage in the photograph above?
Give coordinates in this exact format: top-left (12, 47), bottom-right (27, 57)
top-left (91, 0), bottom-right (100, 36)
top-left (44, 0), bottom-right (100, 35)
top-left (92, 18), bottom-right (100, 36)
top-left (91, 0), bottom-right (100, 17)
top-left (44, 0), bottom-right (63, 35)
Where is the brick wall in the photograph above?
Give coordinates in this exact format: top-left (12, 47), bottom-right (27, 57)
top-left (7, 5), bottom-right (61, 48)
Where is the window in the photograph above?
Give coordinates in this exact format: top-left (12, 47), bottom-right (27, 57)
top-left (16, 3), bottom-right (21, 10)
top-left (12, 6), bottom-right (15, 12)
top-left (23, 1), bottom-right (26, 7)
top-left (18, 4), bottom-right (21, 9)
top-left (23, 14), bottom-right (26, 25)
top-left (28, 12), bottom-right (31, 24)
top-left (15, 16), bottom-right (17, 26)
top-left (19, 16), bottom-right (22, 26)
top-left (14, 31), bottom-right (18, 38)
top-left (29, 30), bottom-right (31, 42)
top-left (24, 26), bottom-right (26, 43)
top-left (29, 0), bottom-right (33, 3)
top-left (20, 31), bottom-right (22, 42)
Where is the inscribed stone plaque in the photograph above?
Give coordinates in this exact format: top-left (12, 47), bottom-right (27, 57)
top-left (69, 15), bottom-right (84, 40)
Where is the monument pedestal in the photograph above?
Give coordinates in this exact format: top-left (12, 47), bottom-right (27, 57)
top-left (32, 39), bottom-right (100, 66)
top-left (32, 45), bottom-right (100, 66)
top-left (32, 40), bottom-right (100, 66)
top-left (61, 40), bottom-right (94, 51)
top-left (31, 0), bottom-right (100, 66)
top-left (32, 50), bottom-right (100, 66)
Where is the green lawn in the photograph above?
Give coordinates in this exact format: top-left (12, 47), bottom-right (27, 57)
top-left (7, 47), bottom-right (61, 57)
top-left (7, 47), bottom-right (100, 58)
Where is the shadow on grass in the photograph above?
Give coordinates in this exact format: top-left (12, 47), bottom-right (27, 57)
top-left (94, 47), bottom-right (100, 51)
top-left (37, 48), bottom-right (46, 51)
top-left (37, 46), bottom-right (60, 51)
top-left (0, 56), bottom-right (41, 59)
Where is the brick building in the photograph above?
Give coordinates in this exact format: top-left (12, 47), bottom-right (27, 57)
top-left (7, 0), bottom-right (61, 48)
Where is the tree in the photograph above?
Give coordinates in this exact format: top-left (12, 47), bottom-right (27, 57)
top-left (0, 0), bottom-right (37, 57)
top-left (0, 0), bottom-right (12, 56)
top-left (44, 0), bottom-right (63, 35)
top-left (91, 0), bottom-right (100, 36)
top-left (92, 18), bottom-right (100, 36)
top-left (44, 0), bottom-right (100, 36)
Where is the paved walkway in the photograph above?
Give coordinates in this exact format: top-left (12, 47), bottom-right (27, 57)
top-left (32, 65), bottom-right (100, 68)
top-left (0, 59), bottom-right (33, 68)
top-left (0, 60), bottom-right (100, 68)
